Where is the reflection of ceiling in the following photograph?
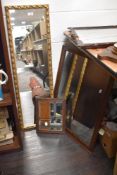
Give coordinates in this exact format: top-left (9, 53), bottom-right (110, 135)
top-left (10, 8), bottom-right (46, 27)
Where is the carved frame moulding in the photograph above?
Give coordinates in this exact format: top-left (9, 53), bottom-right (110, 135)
top-left (5, 5), bottom-right (53, 129)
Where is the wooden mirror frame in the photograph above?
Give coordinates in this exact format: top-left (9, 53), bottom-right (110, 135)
top-left (35, 97), bottom-right (66, 134)
top-left (54, 45), bottom-right (80, 100)
top-left (5, 5), bottom-right (53, 130)
top-left (54, 43), bottom-right (113, 151)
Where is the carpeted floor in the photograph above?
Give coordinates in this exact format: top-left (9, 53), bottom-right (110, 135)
top-left (17, 60), bottom-right (43, 92)
top-left (16, 60), bottom-right (43, 127)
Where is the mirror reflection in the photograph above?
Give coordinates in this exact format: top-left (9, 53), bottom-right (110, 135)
top-left (65, 56), bottom-right (94, 145)
top-left (50, 102), bottom-right (62, 131)
top-left (55, 46), bottom-right (96, 147)
top-left (39, 102), bottom-right (63, 131)
top-left (58, 51), bottom-right (74, 98)
top-left (36, 98), bottom-right (64, 133)
top-left (8, 7), bottom-right (52, 128)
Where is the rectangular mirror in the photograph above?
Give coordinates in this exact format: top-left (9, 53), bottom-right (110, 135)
top-left (55, 25), bottom-right (117, 150)
top-left (35, 98), bottom-right (65, 133)
top-left (5, 5), bottom-right (53, 129)
top-left (69, 26), bottom-right (117, 46)
top-left (55, 44), bottom-right (113, 151)
top-left (54, 46), bottom-right (79, 100)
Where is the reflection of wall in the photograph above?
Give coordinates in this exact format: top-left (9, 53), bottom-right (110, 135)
top-left (2, 0), bottom-right (117, 84)
top-left (12, 26), bottom-right (28, 54)
top-left (12, 26), bottom-right (28, 38)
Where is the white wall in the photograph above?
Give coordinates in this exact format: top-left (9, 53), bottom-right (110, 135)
top-left (2, 0), bottom-right (117, 83)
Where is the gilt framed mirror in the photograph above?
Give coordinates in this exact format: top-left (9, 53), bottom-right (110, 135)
top-left (5, 5), bottom-right (53, 130)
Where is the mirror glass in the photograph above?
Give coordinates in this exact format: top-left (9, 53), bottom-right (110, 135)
top-left (5, 6), bottom-right (53, 129)
top-left (36, 98), bottom-right (64, 133)
top-left (50, 102), bottom-right (63, 131)
top-left (66, 98), bottom-right (94, 145)
top-left (58, 51), bottom-right (74, 98)
top-left (65, 55), bottom-right (94, 145)
top-left (55, 46), bottom-right (98, 148)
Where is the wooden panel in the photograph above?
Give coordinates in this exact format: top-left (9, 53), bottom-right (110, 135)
top-left (0, 93), bottom-right (12, 107)
top-left (0, 136), bottom-right (20, 154)
top-left (100, 127), bottom-right (117, 158)
top-left (74, 59), bottom-right (113, 128)
top-left (39, 101), bottom-right (50, 119)
top-left (0, 1), bottom-right (22, 153)
top-left (0, 32), bottom-right (6, 70)
top-left (101, 59), bottom-right (117, 73)
top-left (35, 97), bottom-right (65, 133)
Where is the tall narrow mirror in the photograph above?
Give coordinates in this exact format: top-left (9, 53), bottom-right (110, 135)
top-left (5, 5), bottom-right (53, 129)
top-left (54, 45), bottom-right (100, 150)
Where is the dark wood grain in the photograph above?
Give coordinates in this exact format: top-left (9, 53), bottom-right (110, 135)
top-left (0, 130), bottom-right (114, 175)
top-left (74, 59), bottom-right (113, 128)
top-left (0, 136), bottom-right (21, 154)
top-left (0, 93), bottom-right (12, 107)
top-left (35, 97), bottom-right (66, 134)
top-left (0, 0), bottom-right (22, 152)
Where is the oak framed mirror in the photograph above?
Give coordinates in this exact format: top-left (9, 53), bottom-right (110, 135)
top-left (5, 5), bottom-right (53, 130)
top-left (54, 43), bottom-right (112, 151)
top-left (55, 25), bottom-right (117, 150)
top-left (54, 45), bottom-right (94, 150)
